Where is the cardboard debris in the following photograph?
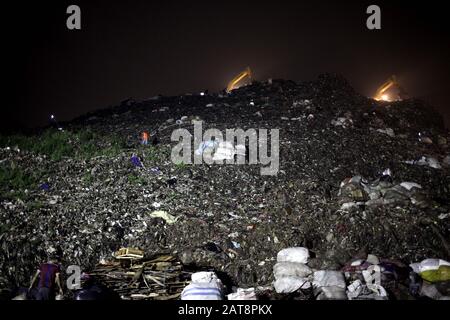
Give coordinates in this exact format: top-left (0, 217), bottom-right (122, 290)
top-left (113, 248), bottom-right (144, 260)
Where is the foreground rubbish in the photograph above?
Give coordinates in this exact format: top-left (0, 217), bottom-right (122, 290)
top-left (410, 259), bottom-right (450, 283)
top-left (113, 248), bottom-right (144, 260)
top-left (269, 248), bottom-right (450, 300)
top-left (88, 255), bottom-right (191, 300)
top-left (313, 271), bottom-right (347, 300)
top-left (181, 272), bottom-right (224, 300)
top-left (273, 247), bottom-right (312, 293)
top-left (227, 287), bottom-right (257, 300)
top-left (338, 175), bottom-right (430, 209)
top-left (149, 210), bottom-right (179, 225)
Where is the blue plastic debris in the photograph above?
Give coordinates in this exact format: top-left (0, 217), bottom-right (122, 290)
top-left (195, 140), bottom-right (218, 156)
top-left (231, 241), bottom-right (241, 249)
top-left (39, 183), bottom-right (50, 191)
top-left (131, 155), bottom-right (143, 167)
top-left (150, 167), bottom-right (162, 174)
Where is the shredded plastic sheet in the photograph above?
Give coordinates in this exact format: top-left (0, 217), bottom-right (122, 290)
top-left (149, 210), bottom-right (179, 224)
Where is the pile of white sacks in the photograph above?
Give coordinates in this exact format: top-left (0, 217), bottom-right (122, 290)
top-left (179, 248), bottom-right (448, 300)
top-left (273, 247), bottom-right (347, 300)
top-left (273, 247), bottom-right (313, 293)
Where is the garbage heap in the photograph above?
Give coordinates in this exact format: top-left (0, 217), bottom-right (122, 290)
top-left (0, 74), bottom-right (449, 300)
top-left (269, 247), bottom-right (450, 300)
top-left (87, 253), bottom-right (192, 300)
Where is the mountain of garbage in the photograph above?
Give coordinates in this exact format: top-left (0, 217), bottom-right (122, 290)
top-left (1, 74), bottom-right (449, 300)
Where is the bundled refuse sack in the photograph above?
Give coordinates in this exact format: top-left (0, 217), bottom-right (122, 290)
top-left (338, 175), bottom-right (429, 209)
top-left (181, 272), bottom-right (224, 300)
top-left (409, 259), bottom-right (450, 300)
top-left (342, 254), bottom-right (389, 300)
top-left (410, 259), bottom-right (450, 283)
top-left (313, 270), bottom-right (347, 300)
top-left (273, 247), bottom-right (313, 293)
top-left (227, 288), bottom-right (257, 300)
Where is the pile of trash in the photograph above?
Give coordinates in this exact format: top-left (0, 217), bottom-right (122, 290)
top-left (0, 74), bottom-right (449, 299)
top-left (176, 247), bottom-right (450, 300)
top-left (338, 174), bottom-right (430, 209)
top-left (269, 247), bottom-right (449, 300)
top-left (87, 252), bottom-right (192, 300)
top-left (273, 247), bottom-right (312, 293)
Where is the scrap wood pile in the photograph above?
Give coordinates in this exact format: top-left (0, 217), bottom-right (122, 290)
top-left (89, 253), bottom-right (192, 300)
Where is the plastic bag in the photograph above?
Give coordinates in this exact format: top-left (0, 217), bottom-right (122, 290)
top-left (227, 288), bottom-right (257, 300)
top-left (273, 276), bottom-right (311, 293)
top-left (420, 266), bottom-right (450, 283)
top-left (273, 262), bottom-right (312, 279)
top-left (277, 247), bottom-right (310, 264)
top-left (313, 271), bottom-right (346, 289)
top-left (181, 272), bottom-right (224, 300)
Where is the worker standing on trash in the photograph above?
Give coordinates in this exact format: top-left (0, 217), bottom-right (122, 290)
top-left (141, 131), bottom-right (149, 145)
top-left (29, 255), bottom-right (64, 300)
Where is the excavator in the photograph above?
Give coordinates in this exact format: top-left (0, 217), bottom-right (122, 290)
top-left (226, 67), bottom-right (252, 93)
top-left (373, 75), bottom-right (408, 102)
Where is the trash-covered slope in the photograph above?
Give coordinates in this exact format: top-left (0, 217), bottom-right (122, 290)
top-left (1, 74), bottom-right (449, 298)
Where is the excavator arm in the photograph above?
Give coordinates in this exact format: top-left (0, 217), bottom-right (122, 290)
top-left (374, 75), bottom-right (407, 101)
top-left (227, 67), bottom-right (252, 92)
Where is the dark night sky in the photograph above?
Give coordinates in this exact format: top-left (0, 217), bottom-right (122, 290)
top-left (2, 0), bottom-right (450, 132)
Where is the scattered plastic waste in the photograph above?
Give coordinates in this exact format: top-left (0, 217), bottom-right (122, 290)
top-left (130, 154), bottom-right (143, 167)
top-left (152, 202), bottom-right (161, 209)
top-left (339, 175), bottom-right (429, 209)
top-left (227, 288), bottom-right (257, 300)
top-left (273, 262), bottom-right (312, 279)
top-left (410, 259), bottom-right (450, 282)
top-left (39, 183), bottom-right (50, 191)
top-left (181, 272), bottom-right (224, 300)
top-left (331, 117), bottom-right (353, 128)
top-left (195, 140), bottom-right (219, 156)
top-left (376, 128), bottom-right (395, 137)
top-left (273, 277), bottom-right (311, 293)
top-left (212, 141), bottom-right (236, 161)
top-left (1, 74), bottom-right (449, 301)
top-left (313, 271), bottom-right (346, 289)
top-left (150, 167), bottom-right (162, 174)
top-left (277, 247), bottom-right (310, 264)
top-left (149, 210), bottom-right (179, 224)
top-left (316, 285), bottom-right (347, 300)
top-left (400, 182), bottom-right (422, 191)
top-left (405, 156), bottom-right (442, 169)
top-left (346, 279), bottom-right (364, 300)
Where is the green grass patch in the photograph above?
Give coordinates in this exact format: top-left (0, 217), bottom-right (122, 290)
top-left (0, 162), bottom-right (41, 200)
top-left (0, 129), bottom-right (126, 161)
top-left (127, 173), bottom-right (147, 186)
top-left (82, 172), bottom-right (94, 185)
